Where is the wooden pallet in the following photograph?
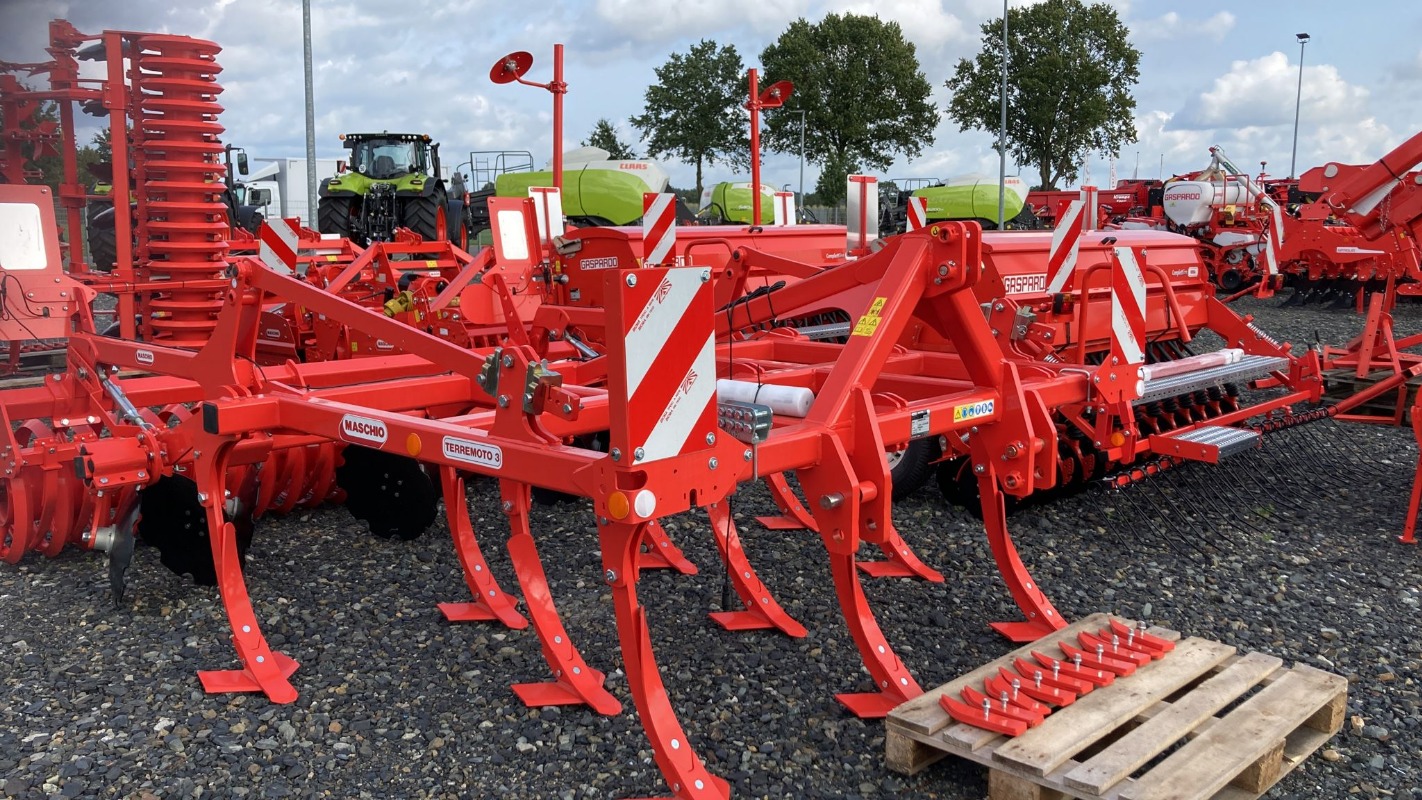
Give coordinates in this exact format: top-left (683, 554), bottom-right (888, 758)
top-left (1323, 367), bottom-right (1421, 422)
top-left (886, 613), bottom-right (1347, 800)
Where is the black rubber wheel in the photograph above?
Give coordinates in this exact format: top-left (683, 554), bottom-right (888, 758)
top-left (402, 186), bottom-right (448, 243)
top-left (87, 205), bottom-right (118, 272)
top-left (136, 475), bottom-right (252, 585)
top-left (446, 198), bottom-right (470, 249)
top-left (317, 195), bottom-right (354, 239)
top-left (1217, 267), bottom-right (1244, 293)
top-left (335, 446), bottom-right (438, 540)
top-left (885, 437), bottom-right (940, 501)
top-left (934, 457), bottom-right (1020, 518)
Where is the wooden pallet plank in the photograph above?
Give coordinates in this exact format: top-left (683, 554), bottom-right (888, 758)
top-left (1118, 665), bottom-right (1348, 800)
top-left (992, 638), bottom-right (1236, 777)
top-left (1062, 651), bottom-right (1283, 794)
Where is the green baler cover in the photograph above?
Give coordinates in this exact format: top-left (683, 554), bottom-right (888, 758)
top-left (495, 169), bottom-right (652, 225)
top-left (708, 183), bottom-right (774, 224)
top-left (913, 181), bottom-right (1025, 222)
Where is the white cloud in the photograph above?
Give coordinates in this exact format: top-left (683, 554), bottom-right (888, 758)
top-left (592, 0), bottom-right (810, 46)
top-left (1172, 52), bottom-right (1369, 131)
top-left (1129, 10), bottom-right (1235, 43)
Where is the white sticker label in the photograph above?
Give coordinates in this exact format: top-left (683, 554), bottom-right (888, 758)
top-left (375, 340), bottom-right (394, 351)
top-left (135, 349), bottom-right (155, 365)
top-left (264, 328), bottom-right (282, 339)
top-left (442, 436), bottom-right (503, 469)
top-left (953, 400), bottom-right (996, 423)
top-left (1002, 273), bottom-right (1047, 295)
top-left (340, 414), bottom-right (388, 444)
top-left (909, 409), bottom-right (930, 439)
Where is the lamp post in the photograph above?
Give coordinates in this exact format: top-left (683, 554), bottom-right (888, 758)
top-left (791, 109), bottom-right (807, 204)
top-left (1289, 32), bottom-right (1310, 179)
top-left (997, 0), bottom-right (1009, 228)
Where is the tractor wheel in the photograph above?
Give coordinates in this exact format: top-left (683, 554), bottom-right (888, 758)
top-left (136, 474), bottom-right (253, 585)
top-left (402, 187), bottom-right (448, 243)
top-left (1216, 267), bottom-right (1245, 293)
top-left (335, 445), bottom-right (438, 540)
top-left (446, 197), bottom-right (470, 249)
top-left (885, 438), bottom-right (940, 501)
top-left (86, 205), bottom-right (118, 272)
top-left (317, 195), bottom-right (355, 239)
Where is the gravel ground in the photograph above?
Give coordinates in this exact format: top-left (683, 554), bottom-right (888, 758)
top-left (3, 296), bottom-right (1421, 800)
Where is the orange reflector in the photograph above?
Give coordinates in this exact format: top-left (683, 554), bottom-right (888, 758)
top-left (406, 433), bottom-right (422, 457)
top-left (1109, 431), bottom-right (1126, 447)
top-left (607, 491), bottom-right (630, 520)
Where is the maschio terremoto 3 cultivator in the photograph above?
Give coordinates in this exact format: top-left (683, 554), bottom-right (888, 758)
top-left (3, 22), bottom-right (1404, 800)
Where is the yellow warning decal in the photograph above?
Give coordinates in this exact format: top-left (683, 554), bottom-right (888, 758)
top-left (952, 399), bottom-right (995, 423)
top-left (426, 260), bottom-right (439, 268)
top-left (851, 296), bottom-right (888, 337)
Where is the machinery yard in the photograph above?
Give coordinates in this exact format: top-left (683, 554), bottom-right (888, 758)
top-left (5, 4), bottom-right (1422, 800)
top-left (1, 297), bottom-right (1418, 799)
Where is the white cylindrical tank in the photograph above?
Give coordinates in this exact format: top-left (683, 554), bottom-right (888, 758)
top-left (1161, 180), bottom-right (1248, 226)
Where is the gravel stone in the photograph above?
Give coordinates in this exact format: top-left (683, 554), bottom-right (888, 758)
top-left (1, 296), bottom-right (1418, 798)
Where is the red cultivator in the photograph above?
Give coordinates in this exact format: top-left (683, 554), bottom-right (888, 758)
top-left (6, 21), bottom-right (1403, 800)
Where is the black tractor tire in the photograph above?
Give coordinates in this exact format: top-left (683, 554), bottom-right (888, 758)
top-left (317, 195), bottom-right (355, 239)
top-left (885, 438), bottom-right (941, 501)
top-left (1216, 267), bottom-right (1245, 293)
top-left (87, 205), bottom-right (118, 272)
top-left (402, 186), bottom-right (448, 243)
top-left (446, 197), bottom-right (470, 249)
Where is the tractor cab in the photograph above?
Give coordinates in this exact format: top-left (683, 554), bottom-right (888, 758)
top-left (347, 134), bottom-right (432, 181)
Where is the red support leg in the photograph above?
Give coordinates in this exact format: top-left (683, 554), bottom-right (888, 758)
top-left (636, 519), bottom-right (698, 574)
top-left (436, 467), bottom-right (528, 629)
top-left (755, 471), bottom-right (819, 531)
top-left (825, 550), bottom-right (923, 718)
top-left (856, 522), bottom-right (945, 582)
top-left (190, 444), bottom-right (299, 704)
top-left (502, 481), bottom-right (621, 715)
top-left (978, 470), bottom-right (1067, 642)
top-left (602, 521), bottom-right (730, 800)
top-left (1404, 402), bottom-right (1422, 544)
top-left (704, 502), bottom-right (807, 638)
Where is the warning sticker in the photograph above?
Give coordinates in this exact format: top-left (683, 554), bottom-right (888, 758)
top-left (952, 399), bottom-right (995, 423)
top-left (851, 296), bottom-right (888, 337)
top-left (909, 409), bottom-right (930, 439)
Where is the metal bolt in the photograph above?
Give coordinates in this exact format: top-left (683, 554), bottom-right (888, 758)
top-left (197, 492), bottom-right (207, 502)
top-left (1011, 678), bottom-right (1020, 700)
top-left (501, 353), bottom-right (514, 368)
top-left (1000, 690), bottom-right (1010, 711)
top-left (634, 447), bottom-right (645, 461)
top-left (501, 501), bottom-right (512, 512)
top-left (604, 568), bottom-right (617, 583)
top-left (742, 449), bottom-right (752, 461)
top-left (970, 426), bottom-right (979, 435)
top-left (707, 457), bottom-right (718, 469)
top-left (561, 403), bottom-right (572, 414)
top-left (625, 274), bottom-right (637, 287)
top-left (700, 269), bottom-right (710, 282)
top-left (610, 448), bottom-right (621, 462)
top-left (991, 329), bottom-right (1000, 337)
top-left (938, 264), bottom-right (950, 276)
top-left (993, 303), bottom-right (1005, 312)
top-left (973, 464), bottom-right (986, 475)
top-left (705, 432), bottom-right (716, 445)
top-left (99, 477), bottom-right (108, 484)
top-left (497, 394), bottom-right (510, 408)
top-left (819, 493), bottom-right (844, 509)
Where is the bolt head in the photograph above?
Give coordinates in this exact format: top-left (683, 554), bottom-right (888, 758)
top-left (497, 394), bottom-right (510, 408)
top-left (705, 432), bottom-right (716, 445)
top-left (604, 568), bottom-right (617, 583)
top-left (625, 274), bottom-right (637, 287)
top-left (633, 447), bottom-right (645, 461)
top-left (561, 403), bottom-right (572, 414)
top-left (708, 457), bottom-right (718, 469)
top-left (937, 264), bottom-right (949, 276)
top-left (610, 448), bottom-right (621, 461)
top-left (502, 353), bottom-right (514, 368)
top-left (973, 464), bottom-right (986, 475)
top-left (743, 449), bottom-right (752, 461)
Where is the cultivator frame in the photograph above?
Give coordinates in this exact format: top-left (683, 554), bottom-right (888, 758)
top-left (3, 20), bottom-right (1386, 800)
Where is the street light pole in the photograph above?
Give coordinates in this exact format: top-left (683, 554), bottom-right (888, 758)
top-left (796, 110), bottom-right (806, 204)
top-left (998, 0), bottom-right (1009, 228)
top-left (1289, 32), bottom-right (1310, 179)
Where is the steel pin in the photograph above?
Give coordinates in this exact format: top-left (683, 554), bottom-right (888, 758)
top-left (1113, 634), bottom-right (1121, 653)
top-left (1096, 643), bottom-right (1105, 661)
top-left (983, 698), bottom-right (992, 719)
top-left (1073, 653), bottom-right (1083, 672)
top-left (1011, 678), bottom-right (1021, 701)
top-left (1034, 670), bottom-right (1043, 689)
top-left (1053, 660), bottom-right (1060, 681)
top-left (1000, 690), bottom-right (1010, 711)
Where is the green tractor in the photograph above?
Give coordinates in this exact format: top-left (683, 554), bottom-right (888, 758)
top-left (317, 132), bottom-right (450, 246)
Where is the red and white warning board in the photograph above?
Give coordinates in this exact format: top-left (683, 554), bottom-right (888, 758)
top-left (905, 196), bottom-right (927, 232)
top-left (258, 218), bottom-right (302, 274)
top-left (528, 186), bottom-right (563, 256)
top-left (1045, 200), bottom-right (1085, 293)
top-left (846, 174), bottom-right (880, 255)
top-left (1109, 245), bottom-right (1147, 370)
top-left (642, 192), bottom-right (677, 266)
top-left (773, 191), bottom-right (797, 226)
top-left (605, 267), bottom-right (717, 464)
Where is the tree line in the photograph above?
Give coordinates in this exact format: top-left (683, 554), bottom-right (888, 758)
top-left (586, 0), bottom-right (1139, 202)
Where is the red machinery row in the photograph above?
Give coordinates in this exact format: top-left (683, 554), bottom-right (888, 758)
top-left (2, 22), bottom-right (1415, 800)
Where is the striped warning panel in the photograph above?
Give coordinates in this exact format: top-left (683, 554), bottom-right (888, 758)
top-left (258, 218), bottom-right (302, 274)
top-left (1080, 185), bottom-right (1100, 230)
top-left (642, 192), bottom-right (677, 266)
top-left (1109, 246), bottom-right (1147, 369)
top-left (528, 186), bottom-right (563, 248)
top-left (1045, 200), bottom-right (1085, 292)
top-left (906, 196), bottom-right (927, 232)
top-left (773, 191), bottom-right (796, 226)
top-left (1261, 200), bottom-right (1284, 279)
top-left (607, 268), bottom-right (717, 464)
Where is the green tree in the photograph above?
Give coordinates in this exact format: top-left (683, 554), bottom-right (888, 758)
top-left (581, 118), bottom-right (637, 160)
top-left (945, 0), bottom-right (1140, 191)
top-left (760, 13), bottom-right (937, 200)
top-left (631, 40), bottom-right (748, 199)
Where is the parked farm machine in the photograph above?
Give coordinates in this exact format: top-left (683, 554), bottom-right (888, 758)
top-left (2, 22), bottom-right (1410, 800)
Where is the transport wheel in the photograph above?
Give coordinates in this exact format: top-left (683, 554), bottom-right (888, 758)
top-left (317, 195), bottom-right (354, 238)
top-left (402, 186), bottom-right (448, 242)
top-left (137, 474), bottom-right (252, 585)
top-left (885, 438), bottom-right (940, 501)
top-left (335, 446), bottom-right (438, 540)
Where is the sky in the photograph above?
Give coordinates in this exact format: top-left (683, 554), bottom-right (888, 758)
top-left (3, 0), bottom-right (1422, 198)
